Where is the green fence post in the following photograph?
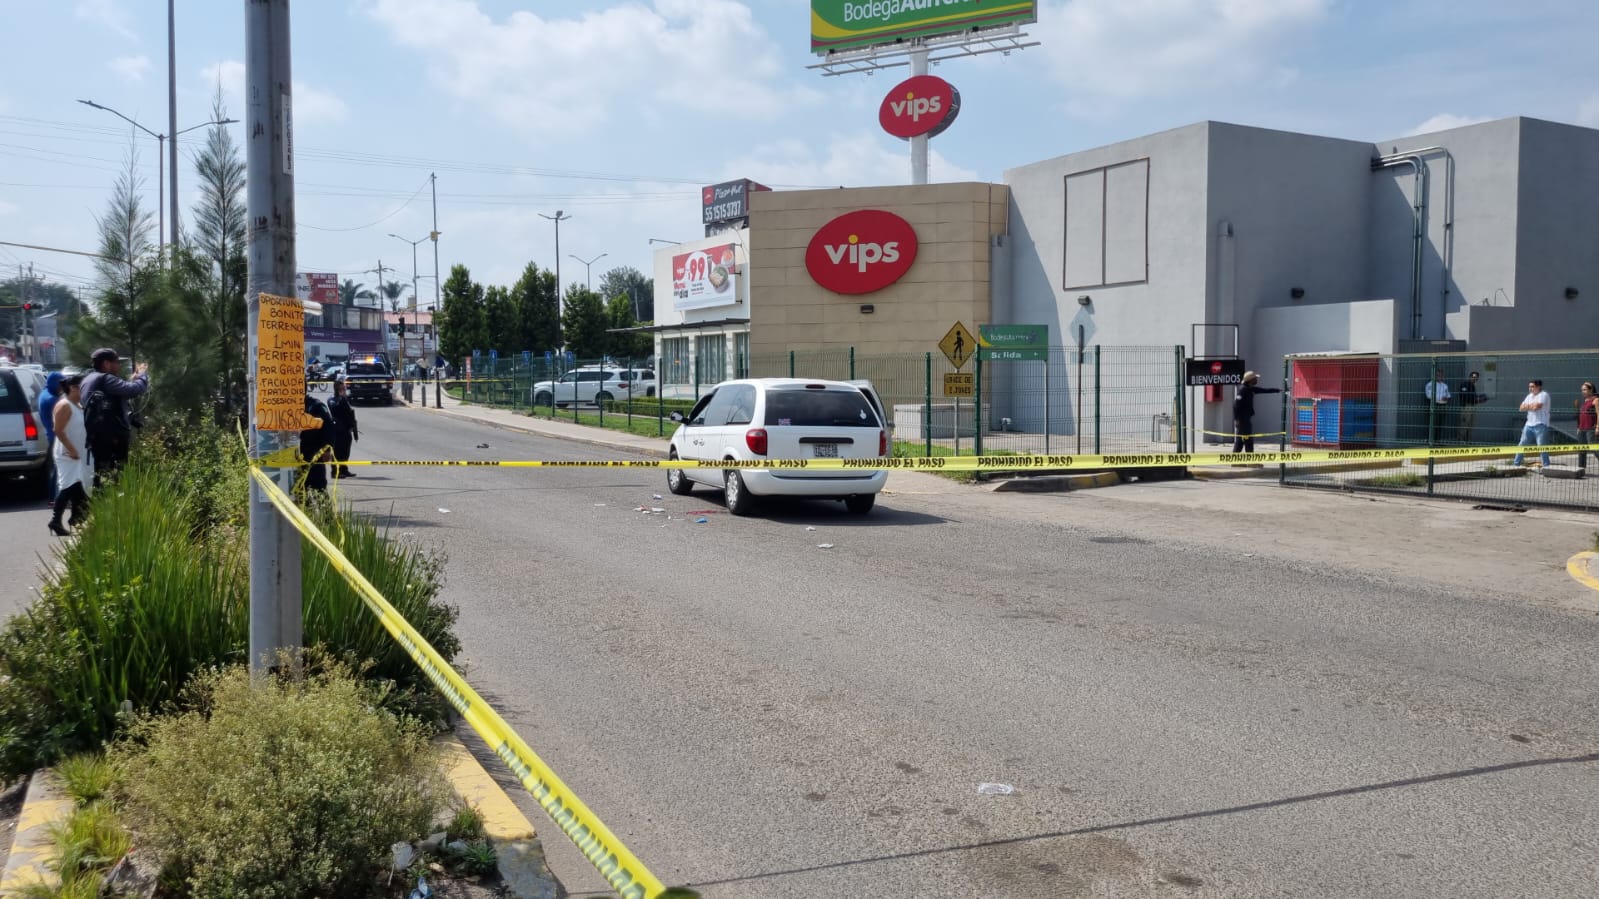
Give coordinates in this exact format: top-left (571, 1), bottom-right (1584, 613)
top-left (695, 355), bottom-right (701, 402)
top-left (925, 352), bottom-right (933, 457)
top-left (1175, 345), bottom-right (1187, 454)
top-left (974, 353), bottom-right (984, 460)
top-left (573, 357), bottom-right (580, 424)
top-left (1093, 345), bottom-right (1102, 455)
top-left (657, 379), bottom-right (665, 437)
top-left (1280, 355), bottom-right (1290, 485)
top-left (625, 357), bottom-right (633, 430)
top-left (1426, 355), bottom-right (1438, 495)
top-left (789, 350), bottom-right (795, 378)
top-left (849, 346), bottom-right (856, 381)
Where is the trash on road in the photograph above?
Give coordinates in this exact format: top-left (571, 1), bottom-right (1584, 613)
top-left (977, 782), bottom-right (1015, 795)
top-left (476, 443), bottom-right (490, 449)
top-left (437, 508), bottom-right (451, 514)
top-left (695, 517), bottom-right (709, 524)
top-left (805, 526), bottom-right (818, 531)
top-left (817, 543), bottom-right (835, 549)
top-left (652, 494), bottom-right (663, 500)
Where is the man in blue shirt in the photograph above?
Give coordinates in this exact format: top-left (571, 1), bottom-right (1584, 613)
top-left (37, 371), bottom-right (63, 501)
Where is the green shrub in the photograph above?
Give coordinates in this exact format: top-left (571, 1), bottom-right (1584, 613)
top-left (111, 658), bottom-right (448, 899)
top-left (0, 428), bottom-right (460, 782)
top-left (48, 800), bottom-right (130, 879)
top-left (55, 753), bottom-right (116, 806)
top-left (1367, 472), bottom-right (1426, 488)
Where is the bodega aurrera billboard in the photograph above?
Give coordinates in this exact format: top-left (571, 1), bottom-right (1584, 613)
top-left (811, 0), bottom-right (1038, 54)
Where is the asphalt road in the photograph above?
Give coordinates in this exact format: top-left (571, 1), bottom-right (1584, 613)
top-left (0, 475), bottom-right (58, 623)
top-left (7, 405), bottom-right (1588, 898)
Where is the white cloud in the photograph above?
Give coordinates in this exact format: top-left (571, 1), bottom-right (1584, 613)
top-left (108, 55), bottom-right (151, 82)
top-left (200, 60), bottom-right (349, 125)
top-left (720, 132), bottom-right (980, 189)
top-left (0, 199), bottom-right (18, 216)
top-left (1577, 96), bottom-right (1599, 128)
top-left (363, 0), bottom-right (819, 137)
top-left (74, 0), bottom-right (138, 41)
top-left (1406, 113), bottom-right (1492, 136)
top-left (1032, 0), bottom-right (1329, 101)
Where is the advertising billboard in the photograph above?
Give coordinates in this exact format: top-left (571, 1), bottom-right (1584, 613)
top-left (702, 179), bottom-right (771, 226)
top-left (296, 271), bottom-right (341, 305)
top-left (811, 0), bottom-right (1037, 54)
top-left (673, 243), bottom-right (741, 311)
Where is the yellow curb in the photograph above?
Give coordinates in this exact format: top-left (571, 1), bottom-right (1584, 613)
top-left (0, 771), bottom-right (73, 896)
top-left (1566, 552), bottom-right (1599, 593)
top-left (437, 734), bottom-right (556, 899)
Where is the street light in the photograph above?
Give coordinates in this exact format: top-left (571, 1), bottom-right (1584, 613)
top-left (647, 238), bottom-right (684, 246)
top-left (539, 210), bottom-right (571, 325)
top-left (78, 99), bottom-right (237, 254)
top-left (388, 232), bottom-right (433, 312)
top-left (569, 252), bottom-right (607, 293)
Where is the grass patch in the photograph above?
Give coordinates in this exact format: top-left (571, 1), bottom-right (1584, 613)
top-left (524, 406), bottom-right (678, 440)
top-left (1365, 472), bottom-right (1427, 488)
top-left (54, 754), bottom-right (115, 806)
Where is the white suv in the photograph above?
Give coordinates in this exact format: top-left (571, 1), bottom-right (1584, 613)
top-left (0, 366), bottom-right (50, 496)
top-left (531, 367), bottom-right (654, 407)
top-left (665, 378), bottom-right (889, 515)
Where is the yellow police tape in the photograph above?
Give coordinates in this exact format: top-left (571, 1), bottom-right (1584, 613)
top-left (247, 467), bottom-right (697, 899)
top-left (256, 443), bottom-right (1590, 472)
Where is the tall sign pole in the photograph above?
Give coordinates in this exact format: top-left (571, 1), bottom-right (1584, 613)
top-left (245, 0), bottom-right (302, 674)
top-left (909, 47), bottom-right (929, 185)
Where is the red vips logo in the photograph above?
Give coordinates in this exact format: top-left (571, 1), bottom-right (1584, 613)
top-left (805, 210), bottom-right (918, 295)
top-left (878, 74), bottom-right (961, 140)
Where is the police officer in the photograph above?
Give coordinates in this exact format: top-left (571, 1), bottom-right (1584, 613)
top-left (328, 374), bottom-right (359, 478)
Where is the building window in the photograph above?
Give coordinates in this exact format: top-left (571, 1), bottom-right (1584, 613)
top-left (734, 331), bottom-right (750, 377)
top-left (662, 336), bottom-right (691, 385)
top-left (1063, 157), bottom-right (1150, 289)
top-left (696, 333), bottom-right (727, 385)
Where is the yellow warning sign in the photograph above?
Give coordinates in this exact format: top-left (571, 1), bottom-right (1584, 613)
top-left (939, 321), bottom-right (977, 369)
top-left (255, 292), bottom-right (324, 432)
top-left (943, 372), bottom-right (974, 397)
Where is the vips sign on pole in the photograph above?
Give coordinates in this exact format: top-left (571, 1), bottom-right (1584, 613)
top-left (673, 243), bottom-right (740, 311)
top-left (1186, 358), bottom-right (1247, 386)
top-left (811, 0), bottom-right (1039, 54)
top-left (879, 74), bottom-right (961, 140)
top-left (255, 292), bottom-right (323, 432)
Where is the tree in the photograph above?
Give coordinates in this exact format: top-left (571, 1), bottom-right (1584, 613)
top-left (78, 139), bottom-right (166, 367)
top-left (605, 294), bottom-right (651, 360)
top-left (435, 264), bottom-right (487, 365)
top-left (482, 285), bottom-right (515, 355)
top-left (509, 263), bottom-right (560, 353)
top-left (598, 265), bottom-right (653, 323)
top-left (559, 285), bottom-right (609, 359)
top-left (188, 86), bottom-right (249, 419)
top-left (379, 280), bottom-right (410, 312)
top-left (339, 279), bottom-right (374, 306)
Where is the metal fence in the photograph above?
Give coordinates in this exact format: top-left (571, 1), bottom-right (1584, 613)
top-left (1279, 349), bottom-right (1599, 510)
top-left (448, 346), bottom-right (1188, 457)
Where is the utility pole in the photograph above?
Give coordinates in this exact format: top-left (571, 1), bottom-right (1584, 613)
top-left (430, 173), bottom-right (441, 311)
top-left (246, 0), bottom-right (301, 675)
top-left (168, 0), bottom-right (179, 248)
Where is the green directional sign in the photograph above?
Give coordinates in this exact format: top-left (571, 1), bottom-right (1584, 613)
top-left (979, 324), bottom-right (1048, 361)
top-left (811, 1), bottom-right (1039, 55)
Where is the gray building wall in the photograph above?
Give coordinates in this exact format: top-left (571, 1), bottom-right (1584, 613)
top-left (1512, 118), bottom-right (1599, 351)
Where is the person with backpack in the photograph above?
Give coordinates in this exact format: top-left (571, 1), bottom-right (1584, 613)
top-left (81, 347), bottom-right (150, 481)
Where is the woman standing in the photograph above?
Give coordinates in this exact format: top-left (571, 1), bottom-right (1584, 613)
top-left (48, 372), bottom-right (92, 536)
top-left (1576, 381), bottom-right (1596, 474)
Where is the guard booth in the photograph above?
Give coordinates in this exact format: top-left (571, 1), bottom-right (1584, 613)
top-left (1291, 355), bottom-right (1379, 448)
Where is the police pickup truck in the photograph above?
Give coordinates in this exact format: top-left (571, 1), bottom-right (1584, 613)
top-left (344, 353), bottom-right (395, 405)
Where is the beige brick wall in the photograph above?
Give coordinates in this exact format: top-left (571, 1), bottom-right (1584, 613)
top-left (747, 183), bottom-right (1008, 357)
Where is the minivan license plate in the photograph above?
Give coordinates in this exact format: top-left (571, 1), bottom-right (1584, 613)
top-left (813, 443), bottom-right (839, 458)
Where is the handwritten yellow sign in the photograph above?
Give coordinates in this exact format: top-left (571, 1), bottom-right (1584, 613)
top-left (255, 292), bottom-right (323, 431)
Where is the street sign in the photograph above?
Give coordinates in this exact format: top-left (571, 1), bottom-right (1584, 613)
top-left (939, 321), bottom-right (977, 370)
top-left (943, 372), bottom-right (974, 397)
top-left (979, 324), bottom-right (1048, 361)
top-left (1186, 358), bottom-right (1246, 386)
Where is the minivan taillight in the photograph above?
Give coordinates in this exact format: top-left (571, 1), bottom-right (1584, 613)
top-left (746, 428), bottom-right (768, 456)
top-left (22, 410), bottom-right (38, 441)
top-left (879, 429), bottom-right (888, 456)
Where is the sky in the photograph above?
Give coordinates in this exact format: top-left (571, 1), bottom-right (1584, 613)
top-left (2, 0), bottom-right (1596, 307)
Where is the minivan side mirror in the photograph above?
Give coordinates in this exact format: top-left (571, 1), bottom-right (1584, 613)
top-left (670, 411), bottom-right (686, 423)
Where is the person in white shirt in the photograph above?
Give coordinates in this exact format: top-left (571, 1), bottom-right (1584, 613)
top-left (1423, 369), bottom-right (1452, 441)
top-left (1511, 378), bottom-right (1552, 468)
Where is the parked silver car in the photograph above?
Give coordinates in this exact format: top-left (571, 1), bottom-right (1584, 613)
top-left (0, 365), bottom-right (50, 496)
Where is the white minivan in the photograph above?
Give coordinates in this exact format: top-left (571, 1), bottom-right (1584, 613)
top-left (665, 378), bottom-right (889, 515)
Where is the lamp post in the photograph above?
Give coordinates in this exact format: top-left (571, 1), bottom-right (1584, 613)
top-left (388, 232), bottom-right (432, 312)
top-left (79, 100), bottom-right (237, 254)
top-left (569, 252), bottom-right (607, 293)
top-left (539, 210), bottom-right (571, 324)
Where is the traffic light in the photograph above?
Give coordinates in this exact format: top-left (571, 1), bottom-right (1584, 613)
top-left (21, 303), bottom-right (32, 312)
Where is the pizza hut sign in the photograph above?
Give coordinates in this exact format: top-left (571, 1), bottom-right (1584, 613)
top-left (804, 210), bottom-right (918, 295)
top-left (878, 74), bottom-right (961, 140)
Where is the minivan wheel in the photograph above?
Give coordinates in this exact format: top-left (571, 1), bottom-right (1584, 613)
top-left (595, 391), bottom-right (613, 406)
top-left (724, 469), bottom-right (756, 516)
top-left (844, 494), bottom-right (876, 515)
top-left (666, 450), bottom-right (695, 495)
top-left (534, 391), bottom-right (553, 406)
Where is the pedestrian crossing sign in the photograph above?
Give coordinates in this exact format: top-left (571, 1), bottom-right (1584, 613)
top-left (939, 321), bottom-right (977, 370)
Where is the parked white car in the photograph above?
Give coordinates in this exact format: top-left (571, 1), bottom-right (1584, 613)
top-left (0, 365), bottom-right (50, 496)
top-left (530, 367), bottom-right (654, 407)
top-left (665, 378), bottom-right (889, 515)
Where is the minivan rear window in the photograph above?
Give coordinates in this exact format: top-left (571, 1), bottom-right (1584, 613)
top-left (764, 389), bottom-right (878, 428)
top-left (0, 372), bottom-right (25, 413)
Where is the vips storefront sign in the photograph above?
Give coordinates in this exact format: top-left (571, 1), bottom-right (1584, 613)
top-left (879, 74), bottom-right (960, 139)
top-left (811, 0), bottom-right (1039, 54)
top-left (804, 210), bottom-right (918, 295)
top-left (673, 243), bottom-right (740, 311)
